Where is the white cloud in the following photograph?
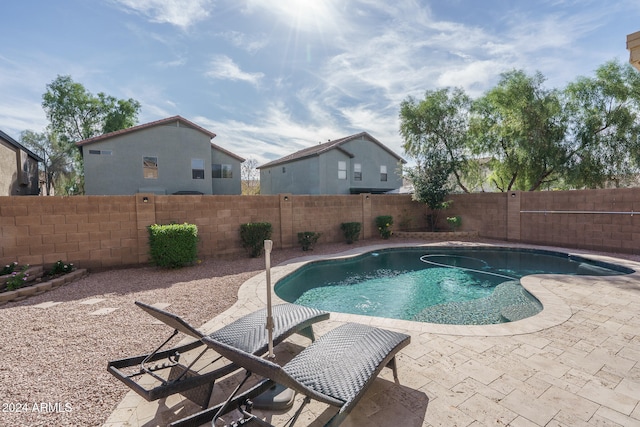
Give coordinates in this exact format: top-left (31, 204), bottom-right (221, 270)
top-left (219, 31), bottom-right (269, 54)
top-left (0, 99), bottom-right (48, 137)
top-left (436, 60), bottom-right (504, 96)
top-left (194, 102), bottom-right (344, 165)
top-left (111, 0), bottom-right (213, 29)
top-left (204, 55), bottom-right (264, 86)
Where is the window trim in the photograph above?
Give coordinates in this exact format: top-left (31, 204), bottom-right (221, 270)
top-left (192, 158), bottom-right (205, 180)
top-left (143, 156), bottom-right (158, 180)
top-left (354, 163), bottom-right (362, 181)
top-left (380, 165), bottom-right (388, 182)
top-left (338, 161), bottom-right (347, 180)
top-left (212, 163), bottom-right (233, 179)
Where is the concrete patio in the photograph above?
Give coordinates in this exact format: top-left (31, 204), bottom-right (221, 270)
top-left (104, 243), bottom-right (640, 426)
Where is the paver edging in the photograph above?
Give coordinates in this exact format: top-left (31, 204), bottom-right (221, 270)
top-left (0, 269), bottom-right (88, 305)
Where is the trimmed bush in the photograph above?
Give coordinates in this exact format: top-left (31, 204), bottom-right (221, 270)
top-left (297, 232), bottom-right (321, 251)
top-left (240, 222), bottom-right (272, 257)
top-left (447, 216), bottom-right (462, 231)
top-left (340, 222), bottom-right (361, 244)
top-left (148, 223), bottom-right (199, 268)
top-left (375, 215), bottom-right (393, 239)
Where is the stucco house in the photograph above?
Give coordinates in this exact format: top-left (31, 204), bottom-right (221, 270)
top-left (77, 116), bottom-right (244, 195)
top-left (258, 132), bottom-right (405, 195)
top-left (628, 31), bottom-right (640, 71)
top-left (0, 129), bottom-right (42, 196)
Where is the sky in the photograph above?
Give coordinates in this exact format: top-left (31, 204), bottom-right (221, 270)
top-left (1, 0), bottom-right (639, 167)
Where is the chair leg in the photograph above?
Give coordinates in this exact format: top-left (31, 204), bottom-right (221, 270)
top-left (386, 357), bottom-right (400, 384)
top-left (298, 325), bottom-right (316, 342)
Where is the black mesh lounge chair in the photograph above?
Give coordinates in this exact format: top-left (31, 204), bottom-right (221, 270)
top-left (175, 322), bottom-right (410, 427)
top-left (107, 302), bottom-right (329, 408)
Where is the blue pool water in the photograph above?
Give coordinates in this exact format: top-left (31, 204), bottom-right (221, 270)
top-left (274, 247), bottom-right (632, 325)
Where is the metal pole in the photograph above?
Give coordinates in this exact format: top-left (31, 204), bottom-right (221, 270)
top-left (264, 240), bottom-right (275, 359)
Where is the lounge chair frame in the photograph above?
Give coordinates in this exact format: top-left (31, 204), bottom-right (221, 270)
top-left (107, 302), bottom-right (329, 408)
top-left (172, 322), bottom-right (411, 427)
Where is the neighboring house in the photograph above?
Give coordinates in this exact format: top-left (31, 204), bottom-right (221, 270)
top-left (628, 31), bottom-right (640, 71)
top-left (76, 116), bottom-right (244, 195)
top-left (0, 129), bottom-right (42, 196)
top-left (259, 132), bottom-right (405, 195)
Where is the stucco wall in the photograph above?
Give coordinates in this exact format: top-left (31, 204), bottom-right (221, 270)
top-left (260, 136), bottom-right (403, 195)
top-left (0, 140), bottom-right (17, 196)
top-left (260, 157), bottom-right (321, 194)
top-left (0, 139), bottom-right (40, 196)
top-left (83, 125), bottom-right (214, 195)
top-left (340, 137), bottom-right (403, 192)
top-left (211, 149), bottom-right (242, 195)
top-left (1, 189), bottom-right (639, 270)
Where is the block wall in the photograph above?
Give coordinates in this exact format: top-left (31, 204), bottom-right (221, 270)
top-left (2, 188), bottom-right (639, 270)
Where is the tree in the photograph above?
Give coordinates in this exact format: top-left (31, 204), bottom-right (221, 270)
top-left (405, 150), bottom-right (454, 231)
top-left (20, 130), bottom-right (73, 195)
top-left (42, 75), bottom-right (141, 194)
top-left (469, 70), bottom-right (568, 192)
top-left (399, 88), bottom-right (472, 192)
top-left (42, 75), bottom-right (141, 143)
top-left (563, 60), bottom-right (640, 188)
top-left (241, 158), bottom-right (261, 195)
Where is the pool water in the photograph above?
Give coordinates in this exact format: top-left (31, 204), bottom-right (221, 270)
top-left (275, 247), bottom-right (631, 325)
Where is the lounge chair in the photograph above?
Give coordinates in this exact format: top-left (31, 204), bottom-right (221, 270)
top-left (107, 302), bottom-right (329, 408)
top-left (174, 322), bottom-right (411, 427)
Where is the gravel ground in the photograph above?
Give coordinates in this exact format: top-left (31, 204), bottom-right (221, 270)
top-left (0, 239), bottom-right (402, 427)
top-left (1, 237), bottom-right (637, 427)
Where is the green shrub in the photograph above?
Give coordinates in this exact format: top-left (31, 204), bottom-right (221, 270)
top-left (1, 262), bottom-right (19, 276)
top-left (48, 260), bottom-right (74, 276)
top-left (375, 215), bottom-right (393, 239)
top-left (446, 216), bottom-right (462, 231)
top-left (240, 222), bottom-right (272, 257)
top-left (297, 232), bottom-right (321, 251)
top-left (148, 223), bottom-right (199, 268)
top-left (6, 265), bottom-right (30, 291)
top-left (340, 222), bottom-right (361, 244)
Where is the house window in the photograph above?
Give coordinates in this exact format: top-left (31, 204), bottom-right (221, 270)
top-left (192, 159), bottom-right (205, 179)
top-left (282, 166), bottom-right (286, 173)
top-left (89, 150), bottom-right (112, 155)
top-left (143, 156), bottom-right (158, 179)
top-left (354, 163), bottom-right (362, 181)
top-left (380, 165), bottom-right (388, 182)
top-left (212, 163), bottom-right (233, 178)
top-left (338, 161), bottom-right (347, 179)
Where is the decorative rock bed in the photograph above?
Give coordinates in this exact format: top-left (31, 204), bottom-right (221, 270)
top-left (0, 268), bottom-right (88, 304)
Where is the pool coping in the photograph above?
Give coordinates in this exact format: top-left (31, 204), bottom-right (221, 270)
top-left (211, 241), bottom-right (640, 337)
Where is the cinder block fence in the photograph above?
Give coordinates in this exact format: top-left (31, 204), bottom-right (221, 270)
top-left (1, 188), bottom-right (638, 269)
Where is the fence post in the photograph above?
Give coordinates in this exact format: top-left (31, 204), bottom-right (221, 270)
top-left (279, 194), bottom-right (294, 248)
top-left (135, 193), bottom-right (157, 263)
top-left (507, 191), bottom-right (521, 242)
top-left (361, 193), bottom-right (372, 239)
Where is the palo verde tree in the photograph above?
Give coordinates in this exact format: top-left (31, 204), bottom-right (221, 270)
top-left (469, 70), bottom-right (568, 191)
top-left (563, 60), bottom-right (640, 188)
top-left (42, 75), bottom-right (141, 194)
top-left (399, 87), bottom-right (472, 192)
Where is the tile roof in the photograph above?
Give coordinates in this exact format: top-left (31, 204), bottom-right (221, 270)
top-left (258, 131), bottom-right (405, 169)
top-left (75, 115), bottom-right (217, 147)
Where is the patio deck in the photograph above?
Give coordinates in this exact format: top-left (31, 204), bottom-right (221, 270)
top-left (104, 242), bottom-right (640, 427)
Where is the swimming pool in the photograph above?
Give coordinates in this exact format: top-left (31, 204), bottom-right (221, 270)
top-left (274, 247), bottom-right (632, 325)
